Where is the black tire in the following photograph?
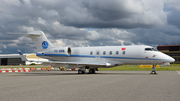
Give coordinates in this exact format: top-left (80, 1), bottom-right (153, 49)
top-left (82, 71), bottom-right (85, 74)
top-left (151, 70), bottom-right (156, 74)
top-left (92, 69), bottom-right (95, 74)
top-left (89, 69), bottom-right (95, 74)
top-left (89, 69), bottom-right (93, 74)
top-left (78, 70), bottom-right (82, 74)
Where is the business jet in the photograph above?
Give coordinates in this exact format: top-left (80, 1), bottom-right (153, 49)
top-left (13, 31), bottom-right (175, 74)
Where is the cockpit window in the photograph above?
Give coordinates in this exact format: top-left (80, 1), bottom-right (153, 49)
top-left (152, 48), bottom-right (158, 51)
top-left (145, 48), bottom-right (152, 51)
top-left (145, 48), bottom-right (158, 51)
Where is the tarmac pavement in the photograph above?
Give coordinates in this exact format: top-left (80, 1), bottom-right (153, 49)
top-left (0, 71), bottom-right (180, 101)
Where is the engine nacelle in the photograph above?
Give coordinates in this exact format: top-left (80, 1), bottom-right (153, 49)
top-left (37, 47), bottom-right (71, 57)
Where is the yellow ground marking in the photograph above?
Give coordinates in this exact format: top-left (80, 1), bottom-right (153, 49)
top-left (140, 65), bottom-right (160, 68)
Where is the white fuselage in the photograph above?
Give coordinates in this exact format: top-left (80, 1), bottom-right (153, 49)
top-left (36, 45), bottom-right (174, 68)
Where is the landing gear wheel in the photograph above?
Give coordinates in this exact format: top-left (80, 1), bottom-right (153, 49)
top-left (78, 70), bottom-right (85, 74)
top-left (82, 71), bottom-right (85, 74)
top-left (151, 70), bottom-right (156, 74)
top-left (89, 69), bottom-right (95, 74)
top-left (78, 70), bottom-right (82, 74)
top-left (150, 64), bottom-right (157, 75)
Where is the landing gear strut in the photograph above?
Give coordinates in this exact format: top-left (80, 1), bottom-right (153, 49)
top-left (150, 64), bottom-right (157, 74)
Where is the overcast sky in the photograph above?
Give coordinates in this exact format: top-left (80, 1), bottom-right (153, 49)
top-left (0, 0), bottom-right (180, 54)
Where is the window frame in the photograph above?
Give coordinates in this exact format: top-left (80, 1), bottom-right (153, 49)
top-left (122, 51), bottom-right (125, 55)
top-left (96, 51), bottom-right (99, 55)
top-left (116, 51), bottom-right (119, 55)
top-left (103, 51), bottom-right (106, 55)
top-left (109, 51), bottom-right (112, 55)
top-left (90, 51), bottom-right (93, 55)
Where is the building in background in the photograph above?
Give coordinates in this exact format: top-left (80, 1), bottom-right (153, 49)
top-left (25, 54), bottom-right (48, 65)
top-left (0, 54), bottom-right (48, 65)
top-left (157, 45), bottom-right (180, 63)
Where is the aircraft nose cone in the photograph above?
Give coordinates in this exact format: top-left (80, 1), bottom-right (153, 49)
top-left (169, 57), bottom-right (175, 62)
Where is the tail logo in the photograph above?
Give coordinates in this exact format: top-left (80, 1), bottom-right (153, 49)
top-left (42, 41), bottom-right (49, 49)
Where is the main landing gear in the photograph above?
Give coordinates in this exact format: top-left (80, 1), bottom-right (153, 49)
top-left (78, 67), bottom-right (86, 74)
top-left (150, 64), bottom-right (157, 75)
top-left (89, 68), bottom-right (98, 74)
top-left (78, 68), bottom-right (98, 74)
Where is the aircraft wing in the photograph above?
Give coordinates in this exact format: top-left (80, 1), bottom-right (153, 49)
top-left (41, 61), bottom-right (120, 67)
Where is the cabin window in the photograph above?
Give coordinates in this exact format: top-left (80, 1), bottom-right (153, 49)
top-left (90, 51), bottom-right (93, 55)
top-left (109, 51), bottom-right (112, 55)
top-left (122, 51), bottom-right (125, 55)
top-left (103, 51), bottom-right (106, 55)
top-left (116, 51), bottom-right (119, 55)
top-left (96, 51), bottom-right (99, 55)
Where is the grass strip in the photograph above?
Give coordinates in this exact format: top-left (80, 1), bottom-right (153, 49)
top-left (1, 64), bottom-right (180, 71)
top-left (99, 64), bottom-right (180, 71)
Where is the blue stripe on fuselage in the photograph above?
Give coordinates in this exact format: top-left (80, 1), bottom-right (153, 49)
top-left (36, 53), bottom-right (69, 57)
top-left (36, 53), bottom-right (169, 61)
top-left (70, 55), bottom-right (95, 58)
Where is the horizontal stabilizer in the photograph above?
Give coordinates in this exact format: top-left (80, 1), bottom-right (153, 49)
top-left (10, 31), bottom-right (42, 36)
top-left (10, 31), bottom-right (55, 51)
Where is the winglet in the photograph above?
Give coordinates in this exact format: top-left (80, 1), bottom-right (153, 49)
top-left (18, 50), bottom-right (28, 61)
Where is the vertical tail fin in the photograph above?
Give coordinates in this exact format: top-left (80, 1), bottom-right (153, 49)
top-left (12, 31), bottom-right (55, 51)
top-left (27, 31), bottom-right (55, 51)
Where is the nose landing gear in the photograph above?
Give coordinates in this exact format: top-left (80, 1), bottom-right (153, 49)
top-left (150, 64), bottom-right (157, 75)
